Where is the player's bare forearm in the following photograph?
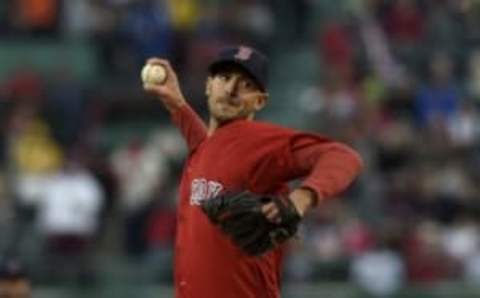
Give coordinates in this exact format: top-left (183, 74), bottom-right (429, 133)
top-left (142, 57), bottom-right (187, 114)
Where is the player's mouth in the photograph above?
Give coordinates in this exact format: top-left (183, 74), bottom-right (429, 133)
top-left (218, 103), bottom-right (237, 113)
top-left (214, 101), bottom-right (241, 116)
top-left (216, 98), bottom-right (239, 109)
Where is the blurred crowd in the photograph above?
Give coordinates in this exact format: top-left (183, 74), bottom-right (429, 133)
top-left (0, 0), bottom-right (480, 296)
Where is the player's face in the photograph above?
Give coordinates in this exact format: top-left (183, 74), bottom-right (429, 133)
top-left (0, 280), bottom-right (31, 298)
top-left (206, 65), bottom-right (266, 123)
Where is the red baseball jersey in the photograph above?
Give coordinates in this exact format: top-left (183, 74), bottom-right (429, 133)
top-left (171, 105), bottom-right (362, 298)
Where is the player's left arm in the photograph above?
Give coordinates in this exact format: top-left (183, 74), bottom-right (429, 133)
top-left (293, 137), bottom-right (363, 214)
top-left (262, 136), bottom-right (363, 221)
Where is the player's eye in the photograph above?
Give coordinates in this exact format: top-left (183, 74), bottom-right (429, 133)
top-left (218, 73), bottom-right (230, 81)
top-left (240, 80), bottom-right (255, 90)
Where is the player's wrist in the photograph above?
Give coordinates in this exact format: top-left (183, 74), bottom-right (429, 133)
top-left (162, 94), bottom-right (187, 113)
top-left (289, 188), bottom-right (317, 217)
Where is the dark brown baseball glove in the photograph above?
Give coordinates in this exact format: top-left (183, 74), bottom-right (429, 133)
top-left (200, 191), bottom-right (301, 256)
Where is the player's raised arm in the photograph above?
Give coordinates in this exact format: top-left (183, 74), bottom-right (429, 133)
top-left (142, 58), bottom-right (187, 113)
top-left (142, 58), bottom-right (207, 152)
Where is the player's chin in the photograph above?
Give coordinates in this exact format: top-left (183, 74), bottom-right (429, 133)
top-left (214, 114), bottom-right (237, 124)
top-left (211, 109), bottom-right (239, 122)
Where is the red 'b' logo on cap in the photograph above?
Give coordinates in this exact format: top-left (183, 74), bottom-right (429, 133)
top-left (234, 46), bottom-right (253, 61)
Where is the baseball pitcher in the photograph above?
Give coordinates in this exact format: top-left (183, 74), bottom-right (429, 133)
top-left (143, 46), bottom-right (363, 298)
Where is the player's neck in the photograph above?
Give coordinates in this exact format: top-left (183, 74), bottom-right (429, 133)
top-left (207, 115), bottom-right (254, 136)
top-left (207, 118), bottom-right (219, 136)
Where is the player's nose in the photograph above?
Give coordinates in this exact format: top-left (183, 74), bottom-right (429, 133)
top-left (224, 77), bottom-right (240, 96)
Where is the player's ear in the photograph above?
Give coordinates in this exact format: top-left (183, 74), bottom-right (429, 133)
top-left (205, 77), bottom-right (213, 97)
top-left (253, 93), bottom-right (268, 111)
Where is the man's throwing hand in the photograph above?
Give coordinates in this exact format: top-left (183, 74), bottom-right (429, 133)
top-left (142, 58), bottom-right (186, 113)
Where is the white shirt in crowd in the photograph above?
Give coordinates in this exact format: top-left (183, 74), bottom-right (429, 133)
top-left (37, 169), bottom-right (103, 236)
top-left (351, 250), bottom-right (405, 297)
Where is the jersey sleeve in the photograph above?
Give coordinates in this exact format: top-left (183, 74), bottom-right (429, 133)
top-left (288, 134), bottom-right (363, 200)
top-left (171, 104), bottom-right (208, 152)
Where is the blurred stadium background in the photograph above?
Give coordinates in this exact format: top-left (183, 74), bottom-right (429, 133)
top-left (0, 0), bottom-right (480, 297)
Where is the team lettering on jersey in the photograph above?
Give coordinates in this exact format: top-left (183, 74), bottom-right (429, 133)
top-left (190, 178), bottom-right (224, 205)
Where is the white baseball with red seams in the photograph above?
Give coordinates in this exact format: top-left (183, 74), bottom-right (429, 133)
top-left (141, 64), bottom-right (167, 85)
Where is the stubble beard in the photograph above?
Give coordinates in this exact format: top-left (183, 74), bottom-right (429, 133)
top-left (208, 99), bottom-right (243, 123)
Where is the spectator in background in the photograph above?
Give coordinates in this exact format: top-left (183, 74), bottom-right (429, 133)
top-left (465, 249), bottom-right (480, 287)
top-left (341, 216), bottom-right (376, 257)
top-left (0, 258), bottom-right (31, 298)
top-left (3, 68), bottom-right (44, 106)
top-left (383, 0), bottom-right (424, 70)
top-left (463, 0), bottom-right (480, 47)
top-left (383, 0), bottom-right (424, 46)
top-left (320, 21), bottom-right (355, 81)
top-left (0, 1), bottom-right (12, 35)
top-left (144, 196), bottom-right (177, 283)
top-left (414, 52), bottom-right (460, 132)
top-left (86, 149), bottom-right (118, 244)
top-left (403, 220), bottom-right (458, 283)
top-left (167, 0), bottom-right (200, 73)
top-left (290, 0), bottom-right (311, 41)
top-left (306, 201), bottom-right (348, 281)
top-left (36, 155), bottom-right (103, 284)
top-left (122, 0), bottom-right (173, 69)
top-left (424, 0), bottom-right (464, 60)
top-left (62, 0), bottom-right (103, 38)
top-left (12, 0), bottom-right (60, 36)
top-left (441, 214), bottom-right (480, 265)
top-left (9, 111), bottom-right (63, 208)
top-left (358, 3), bottom-right (407, 88)
top-left (6, 107), bottom-right (63, 257)
top-left (467, 49), bottom-right (480, 103)
top-left (299, 68), bottom-right (363, 139)
top-left (446, 101), bottom-right (480, 147)
top-left (141, 127), bottom-right (185, 282)
top-left (45, 65), bottom-right (86, 149)
top-left (110, 136), bottom-right (170, 257)
top-left (350, 239), bottom-right (405, 298)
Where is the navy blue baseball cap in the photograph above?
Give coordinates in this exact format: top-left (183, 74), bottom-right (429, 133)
top-left (208, 46), bottom-right (269, 91)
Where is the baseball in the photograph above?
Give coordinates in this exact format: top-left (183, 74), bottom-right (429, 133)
top-left (141, 64), bottom-right (167, 85)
